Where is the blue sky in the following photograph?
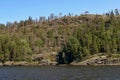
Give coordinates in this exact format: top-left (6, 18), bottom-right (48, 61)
top-left (0, 0), bottom-right (120, 24)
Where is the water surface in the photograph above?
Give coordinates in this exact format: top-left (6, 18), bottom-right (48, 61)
top-left (0, 66), bottom-right (120, 80)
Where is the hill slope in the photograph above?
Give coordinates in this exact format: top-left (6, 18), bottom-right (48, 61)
top-left (0, 10), bottom-right (120, 65)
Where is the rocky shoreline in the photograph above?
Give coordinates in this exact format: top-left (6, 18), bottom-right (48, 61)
top-left (0, 61), bottom-right (57, 67)
top-left (1, 54), bottom-right (120, 67)
top-left (70, 55), bottom-right (120, 66)
top-left (1, 61), bottom-right (120, 67)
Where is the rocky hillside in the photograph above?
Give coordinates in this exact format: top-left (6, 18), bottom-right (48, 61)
top-left (0, 9), bottom-right (120, 65)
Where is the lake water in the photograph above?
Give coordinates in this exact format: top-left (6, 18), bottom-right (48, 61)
top-left (0, 66), bottom-right (120, 80)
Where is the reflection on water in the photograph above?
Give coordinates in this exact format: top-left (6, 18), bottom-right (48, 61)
top-left (0, 66), bottom-right (120, 80)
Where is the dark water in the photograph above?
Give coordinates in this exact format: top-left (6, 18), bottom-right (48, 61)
top-left (0, 66), bottom-right (120, 80)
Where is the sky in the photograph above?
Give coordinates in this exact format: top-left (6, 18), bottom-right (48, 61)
top-left (0, 0), bottom-right (120, 24)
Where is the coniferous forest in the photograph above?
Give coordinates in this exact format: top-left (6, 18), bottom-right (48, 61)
top-left (0, 9), bottom-right (120, 64)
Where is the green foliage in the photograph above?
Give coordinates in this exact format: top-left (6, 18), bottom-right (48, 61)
top-left (65, 36), bottom-right (80, 61)
top-left (36, 39), bottom-right (43, 47)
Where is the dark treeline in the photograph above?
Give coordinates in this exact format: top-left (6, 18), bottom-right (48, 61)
top-left (0, 9), bottom-right (120, 64)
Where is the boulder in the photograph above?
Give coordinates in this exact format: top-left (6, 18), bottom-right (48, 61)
top-left (49, 61), bottom-right (57, 65)
top-left (39, 59), bottom-right (57, 65)
top-left (13, 61), bottom-right (29, 66)
top-left (39, 59), bottom-right (50, 65)
top-left (0, 62), bottom-right (3, 66)
top-left (32, 54), bottom-right (44, 61)
top-left (4, 61), bottom-right (13, 66)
